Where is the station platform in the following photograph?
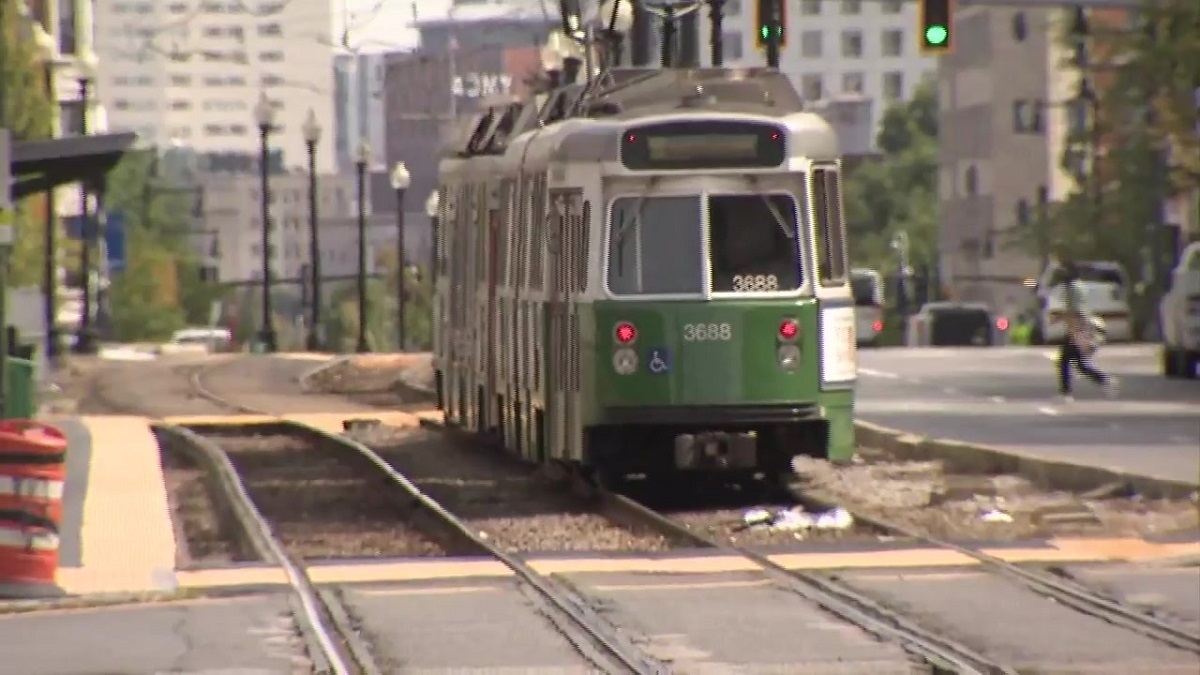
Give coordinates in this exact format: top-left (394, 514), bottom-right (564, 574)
top-left (50, 416), bottom-right (177, 596)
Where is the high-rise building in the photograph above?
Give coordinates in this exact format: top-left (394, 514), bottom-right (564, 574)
top-left (93, 0), bottom-right (336, 171)
top-left (332, 52), bottom-right (387, 172)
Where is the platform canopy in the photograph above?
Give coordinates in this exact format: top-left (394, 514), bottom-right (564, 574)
top-left (9, 132), bottom-right (138, 199)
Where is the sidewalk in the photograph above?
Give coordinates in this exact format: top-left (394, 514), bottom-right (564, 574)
top-left (51, 416), bottom-right (177, 595)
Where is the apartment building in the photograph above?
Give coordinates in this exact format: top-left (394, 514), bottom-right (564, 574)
top-left (937, 4), bottom-right (1195, 316)
top-left (195, 171), bottom-right (414, 284)
top-left (92, 0), bottom-right (336, 172)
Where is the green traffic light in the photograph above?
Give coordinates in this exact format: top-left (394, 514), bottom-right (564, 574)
top-left (925, 25), bottom-right (949, 46)
top-left (760, 25), bottom-right (770, 39)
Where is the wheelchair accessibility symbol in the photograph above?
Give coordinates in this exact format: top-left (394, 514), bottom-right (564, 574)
top-left (647, 347), bottom-right (670, 375)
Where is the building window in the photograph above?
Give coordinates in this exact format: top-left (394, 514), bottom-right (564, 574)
top-left (964, 166), bottom-right (979, 195)
top-left (842, 0), bottom-right (862, 14)
top-left (800, 31), bottom-right (822, 58)
top-left (841, 31), bottom-right (863, 58)
top-left (170, 100), bottom-right (191, 110)
top-left (724, 0), bottom-right (742, 16)
top-left (204, 124), bottom-right (224, 136)
top-left (259, 50), bottom-right (284, 62)
top-left (169, 2), bottom-right (189, 12)
top-left (841, 72), bottom-right (864, 94)
top-left (800, 0), bottom-right (821, 16)
top-left (57, 0), bottom-right (77, 55)
top-left (800, 74), bottom-right (824, 101)
top-left (722, 32), bottom-right (744, 60)
top-left (881, 0), bottom-right (903, 13)
top-left (261, 74), bottom-right (285, 87)
top-left (170, 74), bottom-right (192, 86)
top-left (1012, 13), bottom-right (1028, 41)
top-left (59, 101), bottom-right (84, 135)
top-left (883, 72), bottom-right (904, 100)
top-left (1015, 199), bottom-right (1031, 227)
top-left (882, 29), bottom-right (904, 57)
top-left (257, 22), bottom-right (283, 37)
top-left (1013, 99), bottom-right (1044, 134)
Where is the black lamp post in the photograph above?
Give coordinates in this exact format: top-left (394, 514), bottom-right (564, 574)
top-left (33, 25), bottom-right (59, 362)
top-left (301, 109), bottom-right (323, 351)
top-left (253, 92), bottom-right (278, 353)
top-left (73, 48), bottom-right (99, 354)
top-left (389, 162), bottom-right (411, 352)
top-left (354, 140), bottom-right (371, 354)
top-left (424, 188), bottom-right (439, 292)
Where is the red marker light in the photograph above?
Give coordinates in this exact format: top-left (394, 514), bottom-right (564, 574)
top-left (770, 131), bottom-right (780, 140)
top-left (615, 322), bottom-right (637, 344)
top-left (996, 317), bottom-right (1010, 331)
top-left (779, 319), bottom-right (799, 340)
top-left (872, 320), bottom-right (884, 332)
top-left (626, 133), bottom-right (636, 142)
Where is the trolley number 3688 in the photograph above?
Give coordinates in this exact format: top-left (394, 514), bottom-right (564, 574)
top-left (682, 323), bottom-right (732, 341)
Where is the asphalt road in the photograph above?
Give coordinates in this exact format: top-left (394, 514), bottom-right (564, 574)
top-left (0, 593), bottom-right (310, 674)
top-left (855, 344), bottom-right (1200, 483)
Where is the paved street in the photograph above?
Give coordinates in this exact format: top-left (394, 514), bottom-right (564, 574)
top-left (856, 344), bottom-right (1200, 482)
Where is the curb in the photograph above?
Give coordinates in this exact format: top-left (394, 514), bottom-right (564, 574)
top-left (853, 419), bottom-right (1199, 501)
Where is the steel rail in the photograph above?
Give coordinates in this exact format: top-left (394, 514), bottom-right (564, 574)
top-left (189, 357), bottom-right (659, 675)
top-left (796, 490), bottom-right (1200, 654)
top-left (599, 491), bottom-right (1016, 675)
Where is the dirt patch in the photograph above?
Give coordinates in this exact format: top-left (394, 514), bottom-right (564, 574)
top-left (793, 454), bottom-right (1200, 541)
top-left (205, 428), bottom-right (449, 559)
top-left (349, 424), bottom-right (686, 554)
top-left (304, 354), bottom-right (432, 408)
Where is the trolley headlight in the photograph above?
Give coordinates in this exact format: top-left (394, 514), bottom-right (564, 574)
top-left (612, 348), bottom-right (638, 375)
top-left (777, 344), bottom-right (800, 371)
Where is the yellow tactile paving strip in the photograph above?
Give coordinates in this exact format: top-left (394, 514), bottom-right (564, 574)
top-left (174, 539), bottom-right (1200, 591)
top-left (57, 416), bottom-right (178, 596)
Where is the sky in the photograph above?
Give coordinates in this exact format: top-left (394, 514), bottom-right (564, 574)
top-left (333, 0), bottom-right (453, 53)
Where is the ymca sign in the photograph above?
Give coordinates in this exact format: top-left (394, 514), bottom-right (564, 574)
top-left (451, 72), bottom-right (513, 99)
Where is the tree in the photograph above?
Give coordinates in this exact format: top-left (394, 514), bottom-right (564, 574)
top-left (1, 4), bottom-right (56, 289)
top-left (101, 151), bottom-right (222, 339)
top-left (843, 78), bottom-right (940, 274)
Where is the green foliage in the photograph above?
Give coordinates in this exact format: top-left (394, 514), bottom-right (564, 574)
top-left (102, 152), bottom-right (222, 340)
top-left (2, 5), bottom-right (56, 289)
top-left (843, 79), bottom-right (939, 274)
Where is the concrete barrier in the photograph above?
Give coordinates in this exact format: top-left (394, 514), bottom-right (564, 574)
top-left (853, 419), bottom-right (1199, 501)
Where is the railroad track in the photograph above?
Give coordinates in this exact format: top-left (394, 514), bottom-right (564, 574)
top-left (180, 358), bottom-right (670, 674)
top-left (182, 357), bottom-right (1200, 673)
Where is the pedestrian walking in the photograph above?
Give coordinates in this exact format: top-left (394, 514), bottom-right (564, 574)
top-left (1053, 261), bottom-right (1119, 401)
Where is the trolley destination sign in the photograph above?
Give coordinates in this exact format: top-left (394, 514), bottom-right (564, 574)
top-left (620, 120), bottom-right (787, 171)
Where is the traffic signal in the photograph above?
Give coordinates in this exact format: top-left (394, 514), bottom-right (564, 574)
top-left (755, 0), bottom-right (786, 50)
top-left (918, 0), bottom-right (954, 54)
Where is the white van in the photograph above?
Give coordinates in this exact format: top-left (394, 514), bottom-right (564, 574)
top-left (1032, 261), bottom-right (1132, 344)
top-left (1160, 242), bottom-right (1200, 378)
top-left (850, 268), bottom-right (885, 346)
top-left (166, 327), bottom-right (234, 353)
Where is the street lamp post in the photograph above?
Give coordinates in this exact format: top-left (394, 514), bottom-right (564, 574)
top-left (389, 162), bottom-right (411, 352)
top-left (73, 48), bottom-right (100, 354)
top-left (424, 189), bottom-right (439, 289)
top-left (301, 109), bottom-right (322, 351)
top-left (354, 141), bottom-right (371, 354)
top-left (253, 92), bottom-right (278, 353)
top-left (33, 25), bottom-right (59, 363)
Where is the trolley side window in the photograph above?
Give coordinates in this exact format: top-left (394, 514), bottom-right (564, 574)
top-left (709, 193), bottom-right (801, 293)
top-left (811, 167), bottom-right (848, 287)
top-left (851, 273), bottom-right (881, 307)
top-left (607, 195), bottom-right (703, 295)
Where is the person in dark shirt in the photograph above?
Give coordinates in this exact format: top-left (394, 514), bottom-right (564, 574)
top-left (1053, 261), bottom-right (1118, 401)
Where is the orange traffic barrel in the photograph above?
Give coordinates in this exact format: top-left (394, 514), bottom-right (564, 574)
top-left (0, 510), bottom-right (62, 598)
top-left (0, 420), bottom-right (68, 526)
